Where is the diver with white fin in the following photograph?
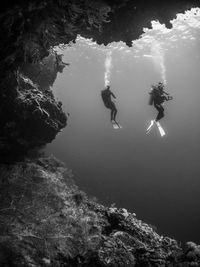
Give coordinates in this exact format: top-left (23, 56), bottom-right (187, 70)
top-left (101, 85), bottom-right (122, 129)
top-left (147, 82), bottom-right (173, 136)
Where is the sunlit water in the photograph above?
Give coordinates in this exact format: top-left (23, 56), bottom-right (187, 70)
top-left (46, 9), bottom-right (200, 244)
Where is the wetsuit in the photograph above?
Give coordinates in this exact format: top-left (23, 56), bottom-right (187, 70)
top-left (152, 89), bottom-right (168, 122)
top-left (101, 89), bottom-right (117, 121)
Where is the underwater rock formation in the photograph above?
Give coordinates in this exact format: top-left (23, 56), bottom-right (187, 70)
top-left (0, 63), bottom-right (67, 162)
top-left (82, 0), bottom-right (200, 46)
top-left (20, 49), bottom-right (69, 92)
top-left (1, 0), bottom-right (200, 71)
top-left (0, 156), bottom-right (199, 267)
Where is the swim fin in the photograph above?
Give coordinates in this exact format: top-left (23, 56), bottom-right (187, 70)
top-left (112, 123), bottom-right (119, 129)
top-left (156, 121), bottom-right (166, 137)
top-left (115, 121), bottom-right (122, 129)
top-left (146, 120), bottom-right (155, 134)
top-left (112, 120), bottom-right (122, 129)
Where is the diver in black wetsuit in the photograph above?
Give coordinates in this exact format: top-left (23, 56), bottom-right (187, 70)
top-left (147, 82), bottom-right (173, 136)
top-left (150, 82), bottom-right (173, 122)
top-left (101, 85), bottom-right (118, 122)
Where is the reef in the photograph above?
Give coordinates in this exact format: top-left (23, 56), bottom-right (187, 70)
top-left (0, 156), bottom-right (199, 267)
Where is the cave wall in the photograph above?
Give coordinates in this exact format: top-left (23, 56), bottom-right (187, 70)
top-left (1, 0), bottom-right (200, 68)
top-left (84, 0), bottom-right (200, 46)
top-left (0, 52), bottom-right (67, 162)
top-left (1, 0), bottom-right (200, 70)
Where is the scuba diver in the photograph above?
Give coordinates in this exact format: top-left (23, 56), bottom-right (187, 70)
top-left (147, 82), bottom-right (173, 136)
top-left (101, 85), bottom-right (121, 129)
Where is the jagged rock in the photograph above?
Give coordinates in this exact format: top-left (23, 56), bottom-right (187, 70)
top-left (0, 156), bottom-right (199, 267)
top-left (0, 71), bottom-right (67, 162)
top-left (98, 235), bottom-right (136, 266)
top-left (1, 0), bottom-right (200, 70)
top-left (20, 50), bottom-right (69, 91)
top-left (185, 242), bottom-right (200, 262)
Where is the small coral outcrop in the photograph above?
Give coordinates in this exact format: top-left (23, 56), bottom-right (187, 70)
top-left (0, 156), bottom-right (199, 266)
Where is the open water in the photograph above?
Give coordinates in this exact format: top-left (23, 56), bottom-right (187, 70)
top-left (46, 11), bottom-right (200, 244)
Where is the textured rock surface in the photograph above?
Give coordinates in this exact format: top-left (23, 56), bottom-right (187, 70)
top-left (0, 56), bottom-right (67, 162)
top-left (81, 0), bottom-right (200, 46)
top-left (0, 156), bottom-right (199, 267)
top-left (1, 0), bottom-right (200, 70)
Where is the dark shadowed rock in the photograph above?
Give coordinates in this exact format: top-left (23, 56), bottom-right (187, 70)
top-left (1, 0), bottom-right (200, 70)
top-left (0, 67), bottom-right (67, 162)
top-left (81, 0), bottom-right (200, 46)
top-left (20, 50), bottom-right (70, 91)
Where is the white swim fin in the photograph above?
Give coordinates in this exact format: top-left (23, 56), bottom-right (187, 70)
top-left (156, 122), bottom-right (166, 137)
top-left (146, 120), bottom-right (155, 134)
top-left (112, 123), bottom-right (119, 129)
top-left (112, 120), bottom-right (122, 129)
top-left (115, 121), bottom-right (122, 129)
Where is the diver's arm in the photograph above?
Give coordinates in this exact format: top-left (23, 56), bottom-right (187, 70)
top-left (163, 90), bottom-right (173, 100)
top-left (163, 90), bottom-right (169, 95)
top-left (163, 93), bottom-right (173, 101)
top-left (111, 92), bottom-right (116, 99)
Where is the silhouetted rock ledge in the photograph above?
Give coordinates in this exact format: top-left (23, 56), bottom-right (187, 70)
top-left (0, 156), bottom-right (199, 267)
top-left (0, 52), bottom-right (67, 162)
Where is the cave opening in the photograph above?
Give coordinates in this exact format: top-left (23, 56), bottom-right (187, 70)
top-left (44, 8), bottom-right (200, 244)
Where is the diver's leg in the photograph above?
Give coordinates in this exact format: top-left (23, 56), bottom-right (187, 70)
top-left (111, 109), bottom-right (114, 121)
top-left (113, 108), bottom-right (117, 121)
top-left (154, 104), bottom-right (165, 136)
top-left (155, 104), bottom-right (164, 121)
top-left (110, 102), bottom-right (117, 121)
top-left (105, 102), bottom-right (113, 121)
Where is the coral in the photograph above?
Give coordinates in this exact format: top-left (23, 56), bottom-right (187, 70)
top-left (185, 242), bottom-right (200, 262)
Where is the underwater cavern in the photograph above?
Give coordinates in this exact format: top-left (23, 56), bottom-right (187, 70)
top-left (0, 0), bottom-right (200, 266)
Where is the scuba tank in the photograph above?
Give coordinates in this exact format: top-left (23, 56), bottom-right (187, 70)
top-left (148, 87), bottom-right (156, 105)
top-left (148, 93), bottom-right (153, 105)
top-left (101, 88), bottom-right (108, 102)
